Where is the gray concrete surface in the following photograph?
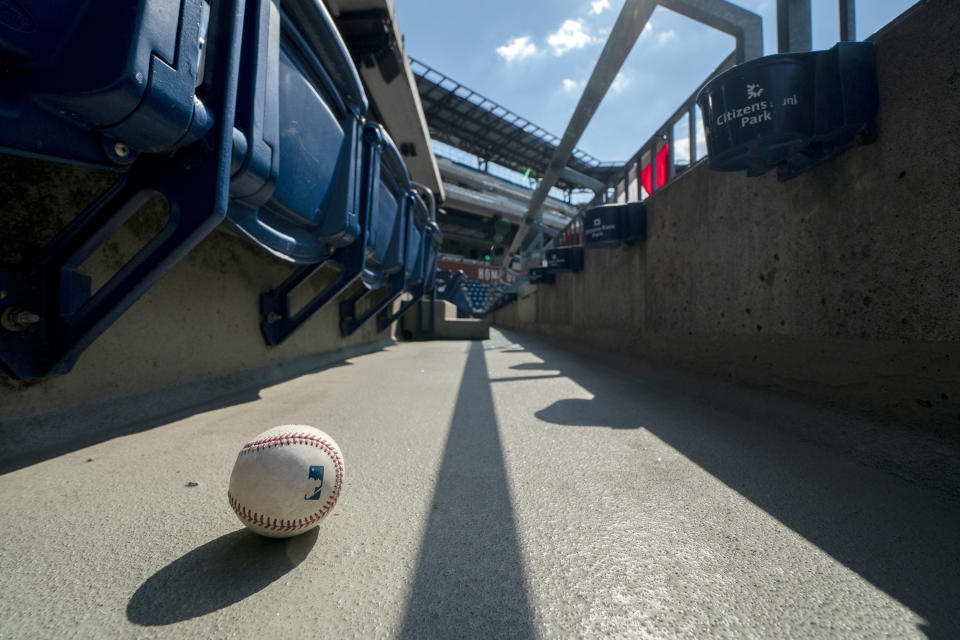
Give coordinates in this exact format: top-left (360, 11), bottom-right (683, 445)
top-left (496, 0), bottom-right (960, 434)
top-left (2, 328), bottom-right (959, 639)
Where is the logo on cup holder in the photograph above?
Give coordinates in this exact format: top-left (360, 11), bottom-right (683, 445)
top-left (746, 83), bottom-right (764, 99)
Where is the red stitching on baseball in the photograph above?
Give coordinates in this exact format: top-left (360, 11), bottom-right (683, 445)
top-left (229, 491), bottom-right (338, 533)
top-left (230, 431), bottom-right (343, 532)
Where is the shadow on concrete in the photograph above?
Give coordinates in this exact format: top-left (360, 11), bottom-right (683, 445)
top-left (127, 528), bottom-right (317, 625)
top-left (0, 342), bottom-right (391, 475)
top-left (499, 328), bottom-right (960, 640)
top-left (508, 362), bottom-right (560, 371)
top-left (399, 340), bottom-right (534, 639)
top-left (511, 358), bottom-right (642, 430)
top-left (490, 374), bottom-right (564, 384)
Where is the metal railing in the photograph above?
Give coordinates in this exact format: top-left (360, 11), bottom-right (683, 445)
top-left (542, 50), bottom-right (737, 252)
top-left (490, 0), bottom-right (865, 309)
top-left (541, 0), bottom-right (861, 253)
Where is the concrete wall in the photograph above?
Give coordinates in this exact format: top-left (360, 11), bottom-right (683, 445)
top-left (497, 0), bottom-right (960, 435)
top-left (0, 157), bottom-right (396, 423)
top-left (401, 300), bottom-right (490, 340)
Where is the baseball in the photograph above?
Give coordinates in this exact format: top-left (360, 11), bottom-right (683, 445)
top-left (227, 425), bottom-right (344, 538)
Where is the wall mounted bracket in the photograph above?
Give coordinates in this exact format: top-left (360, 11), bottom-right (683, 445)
top-left (376, 283), bottom-right (425, 333)
top-left (339, 269), bottom-right (407, 337)
top-left (259, 240), bottom-right (366, 346)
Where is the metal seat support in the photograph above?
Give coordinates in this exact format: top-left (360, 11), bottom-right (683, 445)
top-left (339, 267), bottom-right (407, 337)
top-left (258, 240), bottom-right (365, 346)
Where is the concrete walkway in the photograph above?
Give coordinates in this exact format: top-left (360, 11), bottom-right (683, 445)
top-left (1, 328), bottom-right (959, 639)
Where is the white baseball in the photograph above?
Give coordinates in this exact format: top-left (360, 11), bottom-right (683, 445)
top-left (228, 425), bottom-right (344, 538)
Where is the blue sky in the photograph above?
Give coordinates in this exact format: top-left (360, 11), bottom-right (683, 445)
top-left (393, 0), bottom-right (918, 163)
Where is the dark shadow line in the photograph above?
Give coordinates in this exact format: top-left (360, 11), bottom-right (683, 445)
top-left (399, 340), bottom-right (534, 639)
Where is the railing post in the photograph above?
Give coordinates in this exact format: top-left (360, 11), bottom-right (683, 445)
top-left (650, 140), bottom-right (658, 195)
top-left (688, 105), bottom-right (697, 165)
top-left (839, 0), bottom-right (856, 41)
top-left (667, 128), bottom-right (676, 181)
top-left (777, 0), bottom-right (812, 53)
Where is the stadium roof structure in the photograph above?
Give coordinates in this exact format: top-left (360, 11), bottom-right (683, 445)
top-left (410, 58), bottom-right (623, 192)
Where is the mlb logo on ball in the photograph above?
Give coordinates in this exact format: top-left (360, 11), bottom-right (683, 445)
top-left (305, 465), bottom-right (324, 501)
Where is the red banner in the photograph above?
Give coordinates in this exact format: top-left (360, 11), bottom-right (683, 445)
top-left (640, 144), bottom-right (670, 196)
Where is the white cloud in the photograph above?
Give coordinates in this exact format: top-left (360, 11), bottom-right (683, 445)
top-left (590, 0), bottom-right (610, 14)
top-left (656, 29), bottom-right (677, 45)
top-left (610, 72), bottom-right (630, 94)
top-left (496, 36), bottom-right (537, 62)
top-left (548, 19), bottom-right (595, 55)
top-left (562, 78), bottom-right (584, 93)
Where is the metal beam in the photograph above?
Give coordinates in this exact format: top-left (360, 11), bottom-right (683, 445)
top-left (839, 0), bottom-right (856, 42)
top-left (439, 229), bottom-right (500, 248)
top-left (504, 0), bottom-right (657, 259)
top-left (558, 166), bottom-right (606, 193)
top-left (777, 0), bottom-right (812, 53)
top-left (504, 0), bottom-right (762, 264)
top-left (659, 0), bottom-right (763, 61)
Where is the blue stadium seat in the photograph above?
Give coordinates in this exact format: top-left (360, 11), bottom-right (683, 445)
top-left (226, 0), bottom-right (368, 263)
top-left (0, 0), bottom-right (214, 164)
top-left (0, 0), bottom-right (432, 365)
top-left (463, 280), bottom-right (490, 314)
top-left (375, 190), bottom-right (442, 333)
top-left (261, 120), bottom-right (423, 343)
top-left (403, 192), bottom-right (430, 288)
top-left (260, 127), bottom-right (430, 343)
top-left (435, 270), bottom-right (476, 316)
top-left (422, 222), bottom-right (442, 295)
top-left (339, 124), bottom-right (415, 336)
top-left (360, 124), bottom-right (411, 289)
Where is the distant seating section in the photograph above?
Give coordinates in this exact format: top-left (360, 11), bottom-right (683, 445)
top-left (0, 0), bottom-right (442, 379)
top-left (433, 272), bottom-right (505, 317)
top-left (435, 271), bottom-right (478, 317)
top-left (463, 281), bottom-right (490, 314)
